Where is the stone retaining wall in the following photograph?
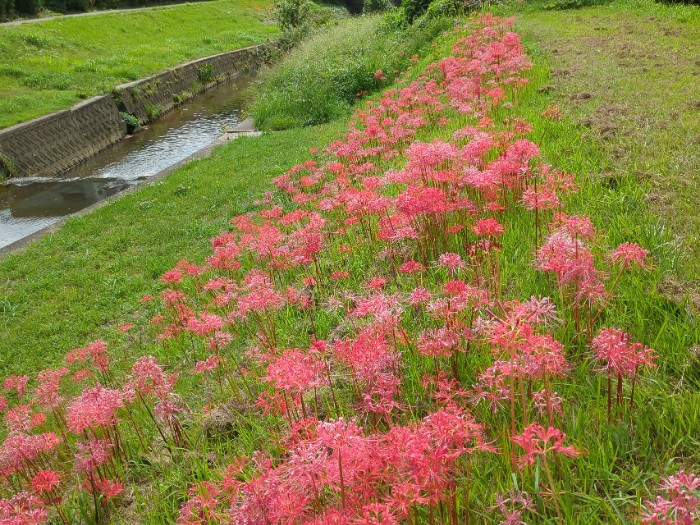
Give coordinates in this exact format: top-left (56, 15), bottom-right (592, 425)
top-left (114, 44), bottom-right (273, 124)
top-left (0, 96), bottom-right (126, 178)
top-left (0, 43), bottom-right (273, 178)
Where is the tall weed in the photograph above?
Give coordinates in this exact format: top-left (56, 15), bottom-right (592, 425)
top-left (251, 15), bottom-right (453, 130)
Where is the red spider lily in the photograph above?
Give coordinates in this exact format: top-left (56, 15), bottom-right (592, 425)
top-left (472, 218), bottom-right (505, 237)
top-left (409, 287), bottom-right (431, 307)
top-left (0, 492), bottom-right (47, 525)
top-left (33, 368), bottom-right (69, 410)
top-left (642, 471), bottom-right (700, 525)
top-left (3, 375), bottom-right (30, 401)
top-left (74, 439), bottom-right (113, 474)
top-left (194, 355), bottom-right (225, 375)
top-left (66, 384), bottom-right (124, 434)
top-left (511, 423), bottom-right (580, 523)
top-left (65, 340), bottom-right (110, 374)
top-left (265, 348), bottom-right (327, 395)
top-left (511, 423), bottom-right (580, 468)
top-left (542, 105), bottom-right (562, 120)
top-left (592, 327), bottom-right (657, 378)
top-left (31, 471), bottom-right (60, 493)
top-left (185, 313), bottom-right (224, 336)
top-left (0, 432), bottom-right (61, 478)
top-left (592, 327), bottom-right (656, 421)
top-left (87, 478), bottom-right (124, 501)
top-left (492, 490), bottom-right (533, 525)
top-left (5, 405), bottom-right (46, 433)
top-left (609, 242), bottom-right (649, 270)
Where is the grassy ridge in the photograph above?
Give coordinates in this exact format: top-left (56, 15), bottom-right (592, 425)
top-left (0, 0), bottom-right (278, 129)
top-left (119, 17), bottom-right (699, 522)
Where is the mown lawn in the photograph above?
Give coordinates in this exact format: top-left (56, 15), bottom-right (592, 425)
top-left (0, 0), bottom-right (278, 129)
top-left (511, 0), bottom-right (700, 288)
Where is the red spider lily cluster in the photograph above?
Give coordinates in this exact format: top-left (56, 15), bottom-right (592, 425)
top-left (0, 14), bottom-right (688, 525)
top-left (642, 471), bottom-right (700, 525)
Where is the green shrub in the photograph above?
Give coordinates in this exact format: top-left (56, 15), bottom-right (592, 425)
top-left (0, 0), bottom-right (15, 20)
top-left (402, 0), bottom-right (430, 23)
top-left (380, 6), bottom-right (409, 29)
top-left (144, 103), bottom-right (162, 121)
top-left (542, 0), bottom-right (612, 9)
top-left (275, 0), bottom-right (313, 31)
top-left (422, 0), bottom-right (476, 20)
top-left (363, 0), bottom-right (389, 14)
top-left (65, 0), bottom-right (88, 12)
top-left (196, 63), bottom-right (214, 84)
top-left (14, 0), bottom-right (38, 14)
top-left (252, 15), bottom-right (451, 130)
top-left (120, 111), bottom-right (139, 133)
top-left (0, 153), bottom-right (18, 180)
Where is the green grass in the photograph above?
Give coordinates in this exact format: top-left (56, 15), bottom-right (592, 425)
top-left (0, 7), bottom-right (699, 523)
top-left (0, 0), bottom-right (279, 129)
top-left (503, 0), bottom-right (700, 287)
top-left (251, 14), bottom-right (453, 130)
top-left (0, 121), bottom-right (345, 376)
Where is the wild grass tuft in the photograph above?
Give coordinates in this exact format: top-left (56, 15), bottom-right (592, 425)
top-left (251, 14), bottom-right (453, 130)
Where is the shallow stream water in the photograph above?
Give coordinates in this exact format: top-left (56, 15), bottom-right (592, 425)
top-left (0, 75), bottom-right (254, 250)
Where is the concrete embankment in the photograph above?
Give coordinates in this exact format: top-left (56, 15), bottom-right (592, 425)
top-left (0, 43), bottom-right (273, 178)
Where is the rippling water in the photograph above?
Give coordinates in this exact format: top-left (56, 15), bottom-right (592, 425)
top-left (0, 75), bottom-right (254, 250)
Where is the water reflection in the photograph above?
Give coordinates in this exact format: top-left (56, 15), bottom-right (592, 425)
top-left (4, 178), bottom-right (129, 218)
top-left (0, 75), bottom-right (253, 250)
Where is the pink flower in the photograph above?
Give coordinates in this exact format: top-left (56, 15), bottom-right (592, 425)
top-left (74, 439), bottom-right (113, 474)
top-left (409, 287), bottom-right (431, 306)
top-left (3, 375), bottom-right (29, 400)
top-left (365, 277), bottom-right (387, 290)
top-left (194, 355), bottom-right (224, 375)
top-left (642, 471), bottom-right (700, 525)
top-left (119, 323), bottom-right (134, 333)
top-left (591, 327), bottom-right (657, 378)
top-left (609, 242), bottom-right (649, 270)
top-left (511, 423), bottom-right (580, 468)
top-left (186, 313), bottom-right (224, 336)
top-left (66, 384), bottom-right (124, 433)
top-left (265, 348), bottom-right (326, 395)
top-left (31, 471), bottom-right (60, 493)
top-left (399, 260), bottom-right (425, 274)
top-left (472, 218), bottom-right (505, 237)
top-left (0, 493), bottom-right (47, 525)
top-left (33, 367), bottom-right (69, 409)
top-left (92, 478), bottom-right (124, 501)
top-left (438, 252), bottom-right (463, 271)
top-left (542, 104), bottom-right (562, 120)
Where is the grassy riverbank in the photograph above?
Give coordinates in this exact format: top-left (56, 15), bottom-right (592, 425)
top-left (0, 0), bottom-right (278, 129)
top-left (0, 5), bottom-right (698, 523)
top-left (0, 122), bottom-right (345, 375)
top-left (510, 0), bottom-right (700, 288)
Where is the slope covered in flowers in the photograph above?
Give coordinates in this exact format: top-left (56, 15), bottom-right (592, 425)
top-left (0, 15), bottom-right (697, 525)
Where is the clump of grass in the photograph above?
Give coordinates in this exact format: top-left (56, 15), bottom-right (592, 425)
top-left (0, 153), bottom-right (18, 180)
top-left (251, 14), bottom-right (453, 130)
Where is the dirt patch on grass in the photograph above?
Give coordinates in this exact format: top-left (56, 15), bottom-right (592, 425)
top-left (517, 5), bottom-right (700, 286)
top-left (658, 275), bottom-right (700, 313)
